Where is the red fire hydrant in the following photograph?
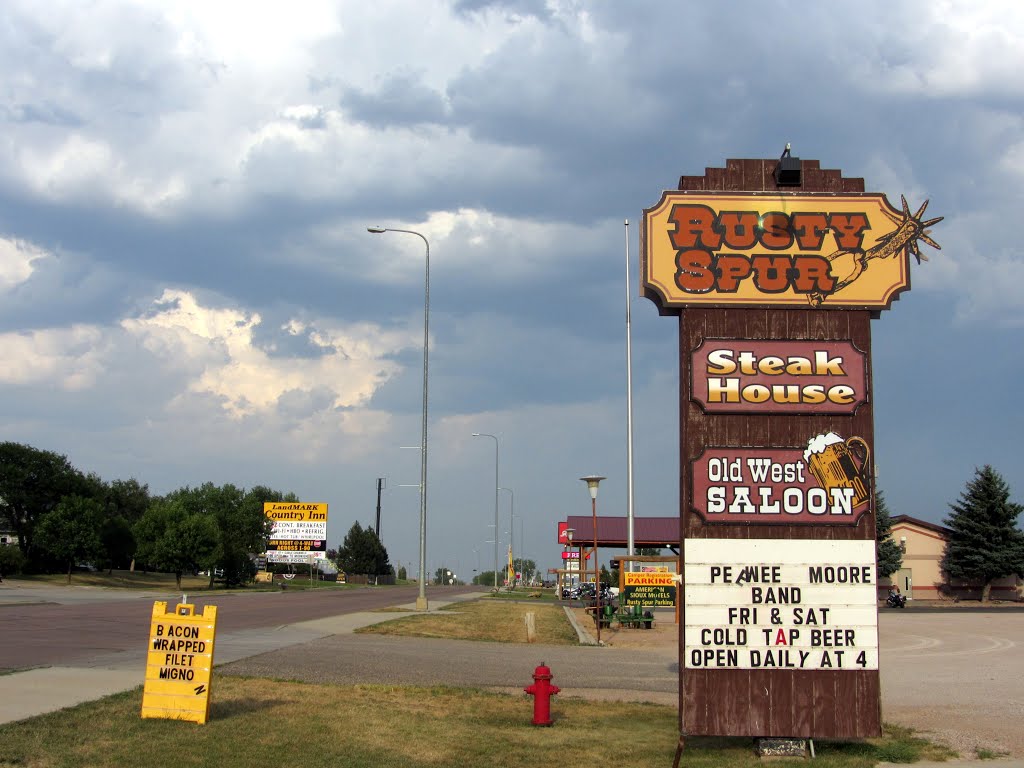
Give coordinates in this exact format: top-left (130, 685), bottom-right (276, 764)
top-left (524, 662), bottom-right (560, 726)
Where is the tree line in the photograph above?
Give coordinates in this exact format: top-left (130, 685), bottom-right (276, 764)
top-left (0, 442), bottom-right (292, 586)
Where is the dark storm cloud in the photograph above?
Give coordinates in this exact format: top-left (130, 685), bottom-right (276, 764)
top-left (341, 72), bottom-right (450, 127)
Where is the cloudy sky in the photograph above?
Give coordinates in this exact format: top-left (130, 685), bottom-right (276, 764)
top-left (2, 1), bottom-right (1022, 581)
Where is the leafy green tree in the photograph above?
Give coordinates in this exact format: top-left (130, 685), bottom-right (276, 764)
top-left (105, 478), bottom-right (152, 524)
top-left (397, 565), bottom-right (407, 581)
top-left (0, 442), bottom-right (92, 567)
top-left (875, 489), bottom-right (903, 579)
top-left (336, 522), bottom-right (391, 575)
top-left (0, 544), bottom-right (26, 580)
top-left (34, 496), bottom-right (105, 583)
top-left (99, 515), bottom-right (136, 572)
top-left (161, 483), bottom-right (279, 587)
top-left (133, 499), bottom-right (220, 589)
top-left (942, 466), bottom-right (1024, 601)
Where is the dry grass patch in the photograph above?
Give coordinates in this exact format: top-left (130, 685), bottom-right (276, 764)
top-left (0, 678), bottom-right (956, 768)
top-left (356, 599), bottom-right (578, 644)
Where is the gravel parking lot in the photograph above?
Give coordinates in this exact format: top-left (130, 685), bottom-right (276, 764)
top-left (878, 608), bottom-right (1024, 758)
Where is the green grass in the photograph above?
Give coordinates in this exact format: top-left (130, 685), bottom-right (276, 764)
top-left (9, 571), bottom-right (224, 590)
top-left (5, 571), bottom-right (358, 592)
top-left (974, 747), bottom-right (1008, 760)
top-left (0, 678), bottom-right (957, 768)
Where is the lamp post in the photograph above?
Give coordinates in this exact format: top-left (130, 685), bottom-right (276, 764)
top-left (368, 226), bottom-right (430, 612)
top-left (580, 475), bottom-right (606, 644)
top-left (564, 527), bottom-right (575, 598)
top-left (500, 486), bottom-right (514, 586)
top-left (472, 432), bottom-right (499, 590)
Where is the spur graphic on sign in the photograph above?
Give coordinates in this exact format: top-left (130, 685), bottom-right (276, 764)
top-left (691, 339), bottom-right (867, 414)
top-left (692, 432), bottom-right (871, 525)
top-left (642, 192), bottom-right (941, 309)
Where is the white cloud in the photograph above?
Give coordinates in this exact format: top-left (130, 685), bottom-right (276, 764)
top-left (121, 288), bottom-right (418, 417)
top-left (0, 236), bottom-right (49, 291)
top-left (0, 324), bottom-right (108, 390)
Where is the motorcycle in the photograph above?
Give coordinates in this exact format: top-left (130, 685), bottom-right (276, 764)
top-left (886, 592), bottom-right (907, 608)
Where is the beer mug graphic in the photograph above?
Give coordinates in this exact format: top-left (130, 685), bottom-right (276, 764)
top-left (803, 432), bottom-right (871, 508)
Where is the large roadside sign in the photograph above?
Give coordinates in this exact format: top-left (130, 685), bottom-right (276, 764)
top-left (641, 157), bottom-right (941, 743)
top-left (263, 502), bottom-right (328, 563)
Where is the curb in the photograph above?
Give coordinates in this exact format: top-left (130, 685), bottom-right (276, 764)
top-left (563, 605), bottom-right (598, 646)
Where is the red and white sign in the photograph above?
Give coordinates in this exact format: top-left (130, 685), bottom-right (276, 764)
top-left (692, 433), bottom-right (871, 525)
top-left (691, 339), bottom-right (867, 415)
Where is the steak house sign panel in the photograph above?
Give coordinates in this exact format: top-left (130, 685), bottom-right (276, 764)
top-left (691, 339), bottom-right (867, 415)
top-left (642, 192), bottom-right (942, 309)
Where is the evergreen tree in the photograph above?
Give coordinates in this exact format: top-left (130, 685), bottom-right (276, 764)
top-left (875, 489), bottom-right (902, 579)
top-left (942, 465), bottom-right (1024, 602)
top-left (336, 522), bottom-right (392, 575)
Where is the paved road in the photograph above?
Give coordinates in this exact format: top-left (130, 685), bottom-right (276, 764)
top-left (0, 582), bottom-right (477, 672)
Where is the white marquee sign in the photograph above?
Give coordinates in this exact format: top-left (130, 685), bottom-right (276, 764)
top-left (684, 538), bottom-right (878, 671)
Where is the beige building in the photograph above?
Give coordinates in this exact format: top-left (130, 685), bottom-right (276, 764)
top-left (883, 515), bottom-right (1022, 601)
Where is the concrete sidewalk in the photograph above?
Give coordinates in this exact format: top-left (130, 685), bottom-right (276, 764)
top-left (0, 597), bottom-right (474, 726)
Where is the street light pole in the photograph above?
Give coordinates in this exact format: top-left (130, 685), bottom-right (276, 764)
top-left (368, 226), bottom-right (430, 612)
top-left (472, 433), bottom-right (499, 590)
top-left (500, 486), bottom-right (514, 586)
top-left (624, 220), bottom-right (636, 571)
top-left (580, 475), bottom-right (606, 644)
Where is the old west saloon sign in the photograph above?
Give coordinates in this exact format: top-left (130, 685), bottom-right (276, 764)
top-left (642, 192), bottom-right (941, 309)
top-left (691, 434), bottom-right (872, 526)
top-left (691, 339), bottom-right (867, 415)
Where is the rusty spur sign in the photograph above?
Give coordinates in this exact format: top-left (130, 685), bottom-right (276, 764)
top-left (642, 192), bottom-right (942, 309)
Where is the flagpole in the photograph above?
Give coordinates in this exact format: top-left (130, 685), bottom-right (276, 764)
top-left (625, 219), bottom-right (636, 571)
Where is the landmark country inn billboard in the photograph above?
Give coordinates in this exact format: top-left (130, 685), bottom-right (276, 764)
top-left (641, 156), bottom-right (942, 746)
top-left (263, 502), bottom-right (328, 564)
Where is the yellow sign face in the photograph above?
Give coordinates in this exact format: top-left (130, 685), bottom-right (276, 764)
top-left (642, 192), bottom-right (941, 309)
top-left (141, 602), bottom-right (217, 725)
top-left (624, 572), bottom-right (676, 587)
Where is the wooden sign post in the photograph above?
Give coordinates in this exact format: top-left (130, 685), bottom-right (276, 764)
top-left (641, 157), bottom-right (941, 748)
